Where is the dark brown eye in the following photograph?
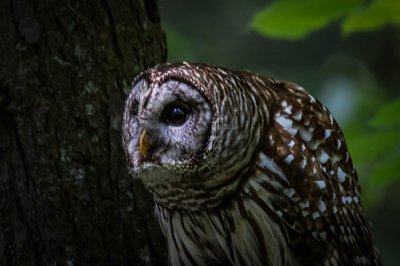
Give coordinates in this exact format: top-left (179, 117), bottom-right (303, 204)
top-left (162, 102), bottom-right (191, 126)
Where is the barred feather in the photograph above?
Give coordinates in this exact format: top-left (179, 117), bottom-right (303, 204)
top-left (123, 62), bottom-right (383, 266)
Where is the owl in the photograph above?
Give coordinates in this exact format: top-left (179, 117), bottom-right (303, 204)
top-left (122, 62), bottom-right (383, 266)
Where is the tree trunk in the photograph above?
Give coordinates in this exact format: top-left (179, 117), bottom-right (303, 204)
top-left (0, 0), bottom-right (167, 265)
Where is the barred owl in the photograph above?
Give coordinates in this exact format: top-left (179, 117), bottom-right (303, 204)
top-left (122, 62), bottom-right (382, 266)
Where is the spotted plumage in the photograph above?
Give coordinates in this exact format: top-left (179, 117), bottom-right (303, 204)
top-left (122, 62), bottom-right (382, 265)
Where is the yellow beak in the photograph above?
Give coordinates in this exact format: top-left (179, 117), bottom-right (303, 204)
top-left (139, 129), bottom-right (148, 159)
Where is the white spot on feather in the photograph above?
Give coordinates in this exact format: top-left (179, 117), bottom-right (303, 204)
top-left (337, 139), bottom-right (342, 149)
top-left (329, 114), bottom-right (334, 124)
top-left (330, 225), bottom-right (335, 233)
top-left (259, 153), bottom-right (287, 180)
top-left (298, 127), bottom-right (313, 142)
top-left (288, 140), bottom-right (295, 148)
top-left (337, 167), bottom-right (346, 183)
top-left (284, 188), bottom-right (296, 198)
top-left (345, 152), bottom-right (350, 163)
top-left (312, 212), bottom-right (320, 220)
top-left (299, 200), bottom-right (310, 209)
top-left (353, 196), bottom-right (359, 204)
top-left (299, 159), bottom-right (307, 169)
top-left (308, 140), bottom-right (320, 150)
top-left (314, 180), bottom-right (326, 189)
top-left (324, 129), bottom-right (332, 139)
top-left (284, 105), bottom-right (293, 114)
top-left (319, 200), bottom-right (327, 212)
top-left (346, 196), bottom-right (353, 204)
top-left (312, 167), bottom-right (317, 175)
top-left (281, 100), bottom-right (288, 108)
top-left (284, 154), bottom-right (294, 164)
top-left (276, 116), bottom-right (298, 135)
top-left (292, 111), bottom-right (302, 121)
top-left (319, 231), bottom-right (326, 240)
top-left (318, 150), bottom-right (329, 164)
top-left (341, 196), bottom-right (347, 204)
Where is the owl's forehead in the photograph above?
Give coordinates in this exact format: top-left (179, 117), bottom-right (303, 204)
top-left (144, 64), bottom-right (206, 94)
top-left (140, 80), bottom-right (198, 102)
top-left (138, 62), bottom-right (243, 105)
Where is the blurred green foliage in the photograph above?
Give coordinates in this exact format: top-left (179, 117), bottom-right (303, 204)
top-left (252, 0), bottom-right (400, 39)
top-left (370, 97), bottom-right (400, 128)
top-left (346, 98), bottom-right (400, 207)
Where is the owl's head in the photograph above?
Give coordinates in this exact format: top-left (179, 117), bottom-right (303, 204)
top-left (122, 62), bottom-right (273, 210)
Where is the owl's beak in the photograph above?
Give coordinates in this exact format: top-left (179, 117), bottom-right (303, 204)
top-left (140, 129), bottom-right (148, 159)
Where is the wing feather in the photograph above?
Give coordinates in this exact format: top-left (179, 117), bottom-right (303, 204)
top-left (257, 80), bottom-right (382, 265)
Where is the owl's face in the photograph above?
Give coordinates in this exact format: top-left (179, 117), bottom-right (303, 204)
top-left (123, 78), bottom-right (213, 171)
top-left (122, 63), bottom-right (267, 209)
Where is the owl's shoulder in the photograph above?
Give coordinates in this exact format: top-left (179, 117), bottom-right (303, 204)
top-left (251, 80), bottom-right (380, 264)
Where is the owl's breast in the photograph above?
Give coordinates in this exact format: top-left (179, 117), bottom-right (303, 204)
top-left (138, 164), bottom-right (244, 211)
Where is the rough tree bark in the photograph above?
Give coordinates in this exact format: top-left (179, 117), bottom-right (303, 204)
top-left (0, 0), bottom-right (167, 265)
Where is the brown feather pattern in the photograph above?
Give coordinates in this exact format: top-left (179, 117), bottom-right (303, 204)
top-left (122, 62), bottom-right (383, 265)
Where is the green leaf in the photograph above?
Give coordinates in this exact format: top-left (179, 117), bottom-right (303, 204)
top-left (347, 130), bottom-right (400, 163)
top-left (251, 0), bottom-right (364, 40)
top-left (370, 97), bottom-right (400, 127)
top-left (370, 149), bottom-right (400, 186)
top-left (343, 0), bottom-right (400, 34)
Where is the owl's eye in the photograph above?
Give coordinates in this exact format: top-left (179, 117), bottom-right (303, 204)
top-left (162, 102), bottom-right (191, 126)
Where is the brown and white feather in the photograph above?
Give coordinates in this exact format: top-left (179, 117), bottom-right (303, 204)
top-left (122, 62), bottom-right (383, 266)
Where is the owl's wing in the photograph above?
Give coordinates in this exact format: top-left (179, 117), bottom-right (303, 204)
top-left (256, 80), bottom-right (382, 265)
